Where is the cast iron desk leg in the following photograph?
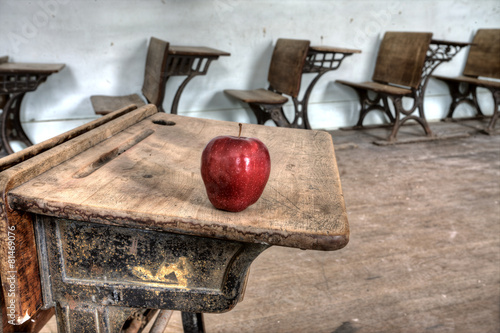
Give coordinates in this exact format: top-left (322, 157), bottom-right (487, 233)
top-left (1, 92), bottom-right (33, 155)
top-left (292, 48), bottom-right (358, 129)
top-left (165, 53), bottom-right (225, 115)
top-left (167, 57), bottom-right (216, 115)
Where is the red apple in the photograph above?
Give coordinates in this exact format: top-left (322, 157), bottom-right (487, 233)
top-left (201, 124), bottom-right (271, 212)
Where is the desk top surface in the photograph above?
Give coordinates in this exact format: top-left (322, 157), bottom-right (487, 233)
top-left (430, 39), bottom-right (471, 47)
top-left (309, 45), bottom-right (362, 54)
top-left (0, 62), bottom-right (65, 74)
top-left (8, 106), bottom-right (348, 251)
top-left (169, 46), bottom-right (230, 57)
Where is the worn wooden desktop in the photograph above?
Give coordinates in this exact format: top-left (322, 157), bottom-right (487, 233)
top-left (0, 57), bottom-right (65, 155)
top-left (0, 104), bottom-right (348, 332)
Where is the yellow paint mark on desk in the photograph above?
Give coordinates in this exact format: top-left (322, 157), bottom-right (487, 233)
top-left (131, 257), bottom-right (193, 288)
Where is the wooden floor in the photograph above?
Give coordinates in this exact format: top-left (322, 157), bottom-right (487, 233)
top-left (41, 119), bottom-right (500, 333)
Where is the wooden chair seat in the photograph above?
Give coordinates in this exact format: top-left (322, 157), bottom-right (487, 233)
top-left (90, 37), bottom-right (169, 115)
top-left (432, 75), bottom-right (500, 90)
top-left (431, 29), bottom-right (500, 132)
top-left (91, 94), bottom-right (146, 115)
top-left (336, 80), bottom-right (413, 96)
top-left (224, 39), bottom-right (310, 127)
top-left (224, 88), bottom-right (288, 105)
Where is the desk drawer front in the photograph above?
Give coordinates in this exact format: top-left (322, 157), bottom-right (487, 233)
top-left (37, 216), bottom-right (269, 312)
top-left (56, 219), bottom-right (241, 290)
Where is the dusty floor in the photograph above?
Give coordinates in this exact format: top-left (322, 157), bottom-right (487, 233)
top-left (41, 119), bottom-right (500, 333)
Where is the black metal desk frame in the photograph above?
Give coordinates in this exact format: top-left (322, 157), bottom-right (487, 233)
top-left (0, 57), bottom-right (64, 156)
top-left (287, 46), bottom-right (360, 129)
top-left (166, 47), bottom-right (230, 115)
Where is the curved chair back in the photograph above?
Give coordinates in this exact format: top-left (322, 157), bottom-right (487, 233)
top-left (267, 39), bottom-right (311, 98)
top-left (463, 29), bottom-right (500, 79)
top-left (142, 37), bottom-right (170, 106)
top-left (372, 31), bottom-right (433, 89)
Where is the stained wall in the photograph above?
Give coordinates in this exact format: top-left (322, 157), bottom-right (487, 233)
top-left (0, 0), bottom-right (498, 147)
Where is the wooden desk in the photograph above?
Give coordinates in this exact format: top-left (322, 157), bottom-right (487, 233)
top-left (166, 46), bottom-right (230, 114)
top-left (0, 104), bottom-right (348, 332)
top-left (0, 57), bottom-right (65, 156)
top-left (294, 46), bottom-right (361, 129)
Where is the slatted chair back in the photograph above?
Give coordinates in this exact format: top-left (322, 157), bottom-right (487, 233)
top-left (142, 37), bottom-right (170, 106)
top-left (463, 29), bottom-right (500, 79)
top-left (372, 32), bottom-right (433, 89)
top-left (267, 39), bottom-right (311, 98)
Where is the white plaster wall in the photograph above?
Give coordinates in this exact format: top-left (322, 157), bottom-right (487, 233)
top-left (0, 0), bottom-right (499, 148)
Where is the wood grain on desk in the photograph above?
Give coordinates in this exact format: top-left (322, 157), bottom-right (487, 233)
top-left (8, 107), bottom-right (348, 251)
top-left (0, 105), bottom-right (152, 326)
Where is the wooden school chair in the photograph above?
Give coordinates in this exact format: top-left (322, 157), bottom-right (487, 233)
top-left (336, 31), bottom-right (433, 143)
top-left (91, 37), bottom-right (170, 115)
top-left (224, 38), bottom-right (310, 127)
top-left (432, 29), bottom-right (500, 133)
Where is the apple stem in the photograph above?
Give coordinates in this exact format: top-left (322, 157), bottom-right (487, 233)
top-left (238, 123), bottom-right (242, 138)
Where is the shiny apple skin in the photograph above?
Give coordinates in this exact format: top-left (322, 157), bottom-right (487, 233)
top-left (201, 135), bottom-right (271, 212)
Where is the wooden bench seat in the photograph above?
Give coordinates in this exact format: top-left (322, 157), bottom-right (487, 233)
top-left (223, 88), bottom-right (289, 105)
top-left (431, 29), bottom-right (500, 133)
top-left (91, 37), bottom-right (170, 115)
top-left (335, 80), bottom-right (413, 96)
top-left (90, 93), bottom-right (146, 114)
top-left (224, 39), bottom-right (310, 127)
top-left (336, 32), bottom-right (433, 142)
top-left (432, 75), bottom-right (500, 90)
